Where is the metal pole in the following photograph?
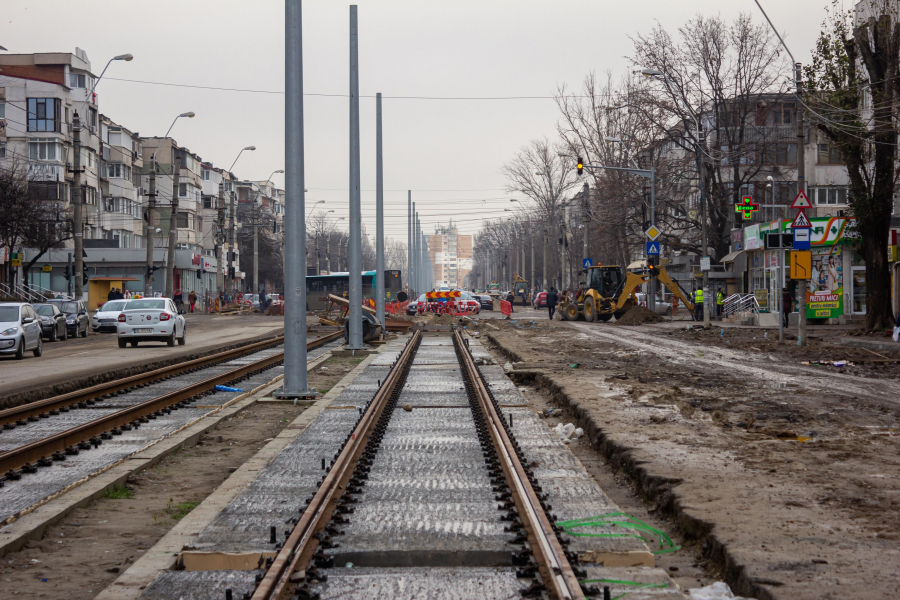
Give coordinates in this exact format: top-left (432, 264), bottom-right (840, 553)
top-left (67, 252), bottom-right (73, 297)
top-left (72, 112), bottom-right (84, 301)
top-left (649, 169), bottom-right (657, 314)
top-left (411, 202), bottom-right (417, 295)
top-left (229, 191), bottom-right (236, 299)
top-left (253, 200), bottom-right (259, 293)
top-left (700, 163), bottom-right (710, 328)
top-left (414, 212), bottom-right (420, 293)
top-left (582, 183), bottom-right (589, 267)
top-left (281, 0), bottom-right (312, 396)
top-left (795, 62), bottom-right (807, 347)
top-left (530, 225), bottom-right (535, 298)
top-left (347, 4), bottom-right (363, 349)
top-left (144, 160), bottom-right (157, 296)
top-left (165, 155), bottom-right (181, 299)
top-left (543, 229), bottom-right (547, 291)
top-left (375, 93), bottom-right (385, 329)
top-left (779, 248), bottom-right (785, 343)
top-left (216, 182), bottom-right (225, 301)
top-left (407, 191), bottom-right (411, 293)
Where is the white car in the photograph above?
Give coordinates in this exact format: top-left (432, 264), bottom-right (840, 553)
top-left (93, 299), bottom-right (130, 333)
top-left (116, 298), bottom-right (186, 348)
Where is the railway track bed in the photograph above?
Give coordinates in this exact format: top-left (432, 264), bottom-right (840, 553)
top-left (130, 330), bottom-right (685, 600)
top-left (0, 332), bottom-right (344, 527)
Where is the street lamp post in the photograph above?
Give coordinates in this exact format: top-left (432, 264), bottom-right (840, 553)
top-left (226, 146), bottom-right (256, 298)
top-left (145, 111), bottom-right (195, 296)
top-left (73, 53), bottom-right (132, 301)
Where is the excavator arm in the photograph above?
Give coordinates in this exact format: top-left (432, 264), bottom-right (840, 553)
top-left (652, 267), bottom-right (694, 311)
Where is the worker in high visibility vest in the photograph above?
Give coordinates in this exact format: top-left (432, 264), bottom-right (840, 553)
top-left (692, 287), bottom-right (704, 322)
top-left (715, 288), bottom-right (725, 319)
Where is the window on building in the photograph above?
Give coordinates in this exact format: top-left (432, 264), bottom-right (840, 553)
top-left (203, 196), bottom-right (213, 209)
top-left (0, 144), bottom-right (6, 159)
top-left (812, 187), bottom-right (848, 205)
top-left (817, 144), bottom-right (842, 165)
top-left (755, 103), bottom-right (767, 126)
top-left (0, 103), bottom-right (5, 118)
top-left (27, 98), bottom-right (61, 132)
top-left (69, 73), bottom-right (87, 88)
top-left (107, 163), bottom-right (131, 179)
top-left (773, 182), bottom-right (797, 205)
top-left (773, 143), bottom-right (797, 165)
top-left (29, 139), bottom-right (60, 161)
top-left (176, 212), bottom-right (190, 228)
top-left (202, 169), bottom-right (210, 180)
top-left (773, 102), bottom-right (795, 125)
top-left (179, 183), bottom-right (188, 197)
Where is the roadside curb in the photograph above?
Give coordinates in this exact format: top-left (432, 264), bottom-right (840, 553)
top-left (0, 344), bottom-right (332, 561)
top-left (484, 332), bottom-right (777, 600)
top-left (838, 336), bottom-right (899, 353)
top-left (95, 347), bottom-right (384, 600)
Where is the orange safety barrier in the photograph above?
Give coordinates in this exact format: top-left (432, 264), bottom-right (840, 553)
top-left (500, 299), bottom-right (512, 317)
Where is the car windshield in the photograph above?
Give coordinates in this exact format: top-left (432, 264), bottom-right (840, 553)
top-left (34, 305), bottom-right (56, 316)
top-left (0, 306), bottom-right (20, 322)
top-left (100, 300), bottom-right (128, 312)
top-left (126, 300), bottom-right (167, 310)
top-left (51, 302), bottom-right (79, 313)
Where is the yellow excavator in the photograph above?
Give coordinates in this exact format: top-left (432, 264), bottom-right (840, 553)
top-left (511, 274), bottom-right (530, 307)
top-left (560, 264), bottom-right (695, 322)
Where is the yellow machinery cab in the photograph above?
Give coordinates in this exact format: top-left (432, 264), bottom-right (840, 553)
top-left (87, 277), bottom-right (141, 311)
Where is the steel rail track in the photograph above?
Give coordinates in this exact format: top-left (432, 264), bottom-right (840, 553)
top-left (250, 330), bottom-right (423, 600)
top-left (0, 331), bottom-right (344, 482)
top-left (453, 329), bottom-right (586, 600)
top-left (0, 335), bottom-right (293, 428)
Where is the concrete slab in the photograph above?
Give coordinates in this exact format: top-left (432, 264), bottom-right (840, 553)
top-left (312, 566), bottom-right (525, 600)
top-left (139, 570), bottom-right (259, 600)
top-left (582, 566), bottom-right (685, 598)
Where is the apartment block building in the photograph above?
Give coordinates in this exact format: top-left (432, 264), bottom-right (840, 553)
top-left (428, 221), bottom-right (473, 289)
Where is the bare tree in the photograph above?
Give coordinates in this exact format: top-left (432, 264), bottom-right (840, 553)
top-left (630, 13), bottom-right (791, 260)
top-left (0, 160), bottom-right (73, 285)
top-left (804, 0), bottom-right (899, 328)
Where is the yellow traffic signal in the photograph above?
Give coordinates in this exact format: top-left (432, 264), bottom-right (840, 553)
top-left (576, 157), bottom-right (584, 175)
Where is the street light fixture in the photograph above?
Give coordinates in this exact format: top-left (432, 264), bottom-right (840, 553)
top-left (152, 112), bottom-right (195, 164)
top-left (78, 53), bottom-right (133, 115)
top-left (306, 199), bottom-right (325, 221)
top-left (229, 146), bottom-right (256, 173)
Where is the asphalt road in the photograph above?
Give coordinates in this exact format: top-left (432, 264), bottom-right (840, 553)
top-left (0, 314), bottom-right (285, 401)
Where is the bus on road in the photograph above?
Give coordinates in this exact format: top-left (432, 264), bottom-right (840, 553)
top-left (305, 270), bottom-right (403, 311)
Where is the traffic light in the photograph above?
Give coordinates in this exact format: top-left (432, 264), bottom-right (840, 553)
top-left (147, 265), bottom-right (160, 278)
top-left (576, 157), bottom-right (584, 176)
top-left (64, 265), bottom-right (72, 281)
top-left (82, 265), bottom-right (90, 283)
top-left (229, 267), bottom-right (235, 278)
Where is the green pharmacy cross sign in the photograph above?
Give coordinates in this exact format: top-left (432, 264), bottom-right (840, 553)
top-left (735, 196), bottom-right (759, 220)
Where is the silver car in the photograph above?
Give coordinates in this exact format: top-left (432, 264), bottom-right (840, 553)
top-left (116, 298), bottom-right (186, 348)
top-left (0, 302), bottom-right (44, 359)
top-left (93, 299), bottom-right (130, 333)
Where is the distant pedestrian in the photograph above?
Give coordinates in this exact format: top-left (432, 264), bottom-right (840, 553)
top-left (174, 289), bottom-right (184, 313)
top-left (716, 288), bottom-right (724, 319)
top-left (188, 290), bottom-right (197, 313)
top-left (547, 287), bottom-right (559, 320)
top-left (692, 287), bottom-right (704, 321)
top-left (259, 289), bottom-right (267, 313)
top-left (782, 289), bottom-right (792, 328)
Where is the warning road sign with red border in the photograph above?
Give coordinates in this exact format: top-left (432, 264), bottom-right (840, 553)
top-left (790, 190), bottom-right (812, 209)
top-left (790, 210), bottom-right (812, 229)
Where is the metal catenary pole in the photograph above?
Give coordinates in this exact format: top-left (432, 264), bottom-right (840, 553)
top-left (582, 183), bottom-right (589, 268)
top-left (144, 158), bottom-right (156, 296)
top-left (407, 190), bottom-right (411, 293)
top-left (229, 190), bottom-right (236, 299)
top-left (72, 112), bottom-right (84, 301)
top-left (67, 252), bottom-right (73, 297)
top-left (347, 4), bottom-right (363, 349)
top-left (375, 93), bottom-right (385, 328)
top-left (165, 155), bottom-right (181, 299)
top-left (281, 0), bottom-right (312, 396)
top-left (253, 198), bottom-right (259, 293)
top-left (216, 182), bottom-right (225, 301)
top-left (795, 62), bottom-right (807, 346)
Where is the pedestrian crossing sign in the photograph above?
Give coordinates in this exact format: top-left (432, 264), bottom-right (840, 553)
top-left (646, 241), bottom-right (660, 256)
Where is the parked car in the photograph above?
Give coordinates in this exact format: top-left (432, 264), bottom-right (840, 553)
top-left (476, 294), bottom-right (493, 311)
top-left (406, 297), bottom-right (420, 315)
top-left (46, 299), bottom-right (90, 338)
top-left (533, 291), bottom-right (548, 308)
top-left (0, 302), bottom-right (43, 359)
top-left (33, 303), bottom-right (68, 341)
top-left (635, 293), bottom-right (673, 315)
top-left (116, 298), bottom-right (186, 348)
top-left (92, 299), bottom-right (130, 333)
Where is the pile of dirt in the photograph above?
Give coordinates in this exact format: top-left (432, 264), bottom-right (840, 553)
top-left (613, 306), bottom-right (665, 326)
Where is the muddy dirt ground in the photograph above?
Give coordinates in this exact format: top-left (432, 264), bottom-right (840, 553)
top-left (0, 355), bottom-right (360, 600)
top-left (482, 318), bottom-right (900, 600)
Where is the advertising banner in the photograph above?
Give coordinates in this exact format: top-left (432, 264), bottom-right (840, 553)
top-left (744, 224), bottom-right (762, 250)
top-left (808, 246), bottom-right (843, 319)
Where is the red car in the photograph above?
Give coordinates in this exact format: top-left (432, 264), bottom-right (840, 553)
top-left (533, 291), bottom-right (548, 308)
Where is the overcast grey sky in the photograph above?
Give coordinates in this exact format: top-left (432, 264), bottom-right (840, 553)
top-left (2, 0), bottom-right (833, 239)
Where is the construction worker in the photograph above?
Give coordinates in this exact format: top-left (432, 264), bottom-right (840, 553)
top-left (715, 288), bottom-right (724, 319)
top-left (692, 287), bottom-right (704, 321)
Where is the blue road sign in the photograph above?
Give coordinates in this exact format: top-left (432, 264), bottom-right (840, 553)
top-left (582, 258), bottom-right (593, 268)
top-left (646, 241), bottom-right (660, 256)
top-left (792, 228), bottom-right (811, 250)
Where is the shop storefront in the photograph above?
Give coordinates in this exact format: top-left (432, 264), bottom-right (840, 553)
top-left (743, 216), bottom-right (860, 323)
